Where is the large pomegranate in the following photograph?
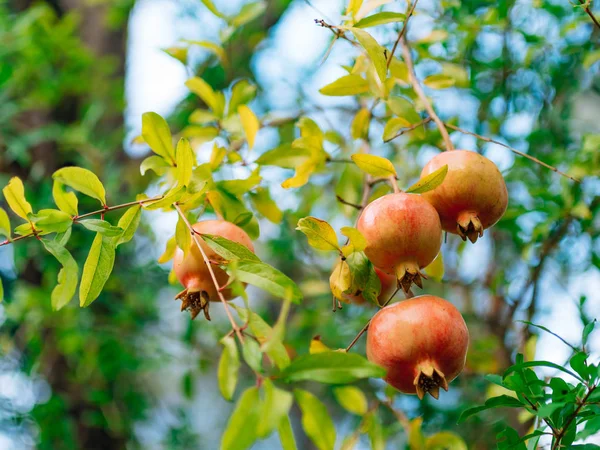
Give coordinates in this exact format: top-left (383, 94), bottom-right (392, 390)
top-left (366, 295), bottom-right (469, 399)
top-left (343, 268), bottom-right (397, 306)
top-left (357, 193), bottom-right (442, 293)
top-left (420, 150), bottom-right (508, 243)
top-left (173, 220), bottom-right (254, 320)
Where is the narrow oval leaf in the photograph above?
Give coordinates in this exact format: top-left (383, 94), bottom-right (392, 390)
top-left (221, 387), bottom-right (261, 450)
top-left (218, 336), bottom-right (240, 401)
top-left (201, 234), bottom-right (260, 262)
top-left (175, 138), bottom-right (194, 186)
top-left (78, 219), bottom-right (123, 237)
top-left (423, 74), bottom-right (456, 90)
top-left (319, 74), bottom-right (370, 96)
top-left (250, 188), bottom-right (283, 224)
top-left (230, 261), bottom-right (302, 304)
top-left (383, 117), bottom-right (413, 142)
top-left (176, 215), bottom-right (191, 257)
top-left (29, 209), bottom-right (72, 235)
top-left (406, 164), bottom-right (448, 194)
top-left (424, 251), bottom-right (444, 282)
top-left (142, 186), bottom-right (186, 210)
top-left (114, 205), bottom-right (142, 247)
top-left (351, 108), bottom-right (371, 140)
top-left (185, 77), bottom-right (220, 113)
top-left (0, 278), bottom-right (3, 302)
top-left (158, 236), bottom-right (177, 264)
top-left (200, 0), bottom-right (226, 18)
top-left (140, 155), bottom-right (172, 176)
top-left (333, 386), bottom-right (368, 415)
top-left (296, 217), bottom-right (340, 252)
top-left (350, 28), bottom-right (387, 82)
top-left (351, 154), bottom-right (397, 177)
top-left (52, 181), bottom-right (78, 216)
top-left (0, 207), bottom-right (10, 239)
top-left (425, 432), bottom-right (468, 450)
top-left (330, 260), bottom-right (352, 300)
top-left (281, 352), bottom-right (386, 384)
top-left (53, 167), bottom-right (107, 206)
top-left (257, 379), bottom-right (293, 438)
top-left (340, 226), bottom-right (367, 256)
top-left (278, 415), bottom-right (298, 450)
top-left (79, 233), bottom-right (116, 307)
top-left (354, 11), bottom-right (405, 28)
top-left (294, 389), bottom-right (336, 450)
top-left (281, 160), bottom-right (317, 189)
top-left (14, 222), bottom-right (33, 236)
top-left (242, 338), bottom-right (263, 373)
top-left (42, 240), bottom-right (79, 310)
top-left (141, 112), bottom-right (175, 162)
top-left (238, 105), bottom-right (260, 150)
top-left (2, 177), bottom-right (33, 220)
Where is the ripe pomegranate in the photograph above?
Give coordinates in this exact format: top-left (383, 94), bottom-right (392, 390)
top-left (366, 295), bottom-right (469, 399)
top-left (343, 268), bottom-right (397, 306)
top-left (357, 193), bottom-right (442, 293)
top-left (173, 220), bottom-right (254, 320)
top-left (420, 150), bottom-right (508, 243)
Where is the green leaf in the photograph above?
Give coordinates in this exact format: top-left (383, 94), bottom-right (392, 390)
top-left (185, 77), bottom-right (221, 115)
top-left (142, 186), bottom-right (186, 210)
top-left (14, 222), bottom-right (33, 236)
top-left (250, 188), bottom-right (283, 223)
top-left (346, 0), bottom-right (363, 17)
top-left (350, 28), bottom-right (387, 82)
top-left (504, 360), bottom-right (585, 383)
top-left (79, 233), bottom-right (116, 307)
top-left (258, 379), bottom-right (293, 438)
top-left (52, 181), bottom-right (78, 216)
top-left (583, 49), bottom-right (600, 70)
top-left (0, 207), bottom-right (10, 239)
top-left (42, 239), bottom-right (79, 310)
top-left (175, 215), bottom-right (191, 257)
top-left (582, 320), bottom-right (596, 346)
top-left (333, 386), bottom-right (368, 415)
top-left (386, 96), bottom-right (421, 123)
top-left (423, 74), bottom-right (456, 89)
top-left (406, 165), bottom-right (448, 193)
top-left (78, 219), bottom-right (123, 237)
top-left (281, 160), bottom-right (318, 189)
top-left (140, 155), bottom-right (171, 176)
top-left (230, 261), bottom-right (302, 303)
top-left (424, 252), bottom-right (444, 282)
top-left (2, 177), bottom-right (33, 220)
top-left (200, 0), bottom-right (226, 18)
top-left (201, 234), bottom-right (260, 262)
top-left (255, 144), bottom-right (312, 169)
top-left (458, 395), bottom-right (525, 423)
top-left (53, 167), bottom-right (107, 206)
top-left (319, 74), bottom-right (370, 96)
top-left (354, 12), bottom-right (405, 28)
top-left (351, 108), bottom-right (371, 140)
top-left (426, 432), bottom-right (467, 450)
top-left (238, 105), bottom-right (260, 150)
top-left (29, 209), bottom-right (72, 235)
top-left (278, 415), bottom-right (297, 450)
top-left (296, 217), bottom-right (340, 252)
top-left (114, 206), bottom-right (142, 247)
top-left (141, 112), bottom-right (175, 162)
top-left (230, 1), bottom-right (266, 27)
top-left (229, 80), bottom-right (257, 115)
top-left (218, 170), bottom-right (262, 196)
top-left (351, 154), bottom-right (397, 177)
top-left (175, 138), bottom-right (194, 186)
top-left (281, 352), bottom-right (386, 384)
top-left (184, 40), bottom-right (226, 65)
top-left (294, 389), bottom-right (336, 450)
top-left (218, 336), bottom-right (240, 401)
top-left (362, 262), bottom-right (382, 304)
top-left (221, 387), bottom-right (260, 450)
top-left (0, 278), bottom-right (3, 302)
top-left (242, 338), bottom-right (263, 373)
top-left (382, 117), bottom-right (413, 142)
top-left (340, 226), bottom-right (367, 256)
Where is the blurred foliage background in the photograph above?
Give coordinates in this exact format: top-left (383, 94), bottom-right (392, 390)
top-left (0, 0), bottom-right (599, 449)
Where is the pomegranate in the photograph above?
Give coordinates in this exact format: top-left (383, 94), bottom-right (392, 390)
top-left (420, 150), bottom-right (508, 243)
top-left (357, 193), bottom-right (442, 293)
top-left (343, 268), bottom-right (397, 306)
top-left (366, 295), bottom-right (469, 399)
top-left (173, 220), bottom-right (254, 320)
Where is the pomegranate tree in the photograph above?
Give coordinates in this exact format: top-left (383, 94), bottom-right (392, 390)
top-left (421, 150), bottom-right (508, 243)
top-left (173, 220), bottom-right (254, 320)
top-left (357, 193), bottom-right (442, 293)
top-left (366, 295), bottom-right (469, 399)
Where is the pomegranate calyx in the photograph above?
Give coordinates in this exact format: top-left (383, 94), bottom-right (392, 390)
top-left (456, 212), bottom-right (484, 243)
top-left (413, 364), bottom-right (449, 400)
top-left (395, 263), bottom-right (427, 293)
top-left (175, 289), bottom-right (211, 320)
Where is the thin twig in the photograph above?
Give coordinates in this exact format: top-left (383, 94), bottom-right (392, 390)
top-left (384, 117), bottom-right (433, 143)
top-left (443, 123), bottom-right (580, 183)
top-left (389, 176), bottom-right (401, 193)
top-left (336, 195), bottom-right (363, 210)
top-left (173, 203), bottom-right (244, 343)
top-left (386, 0), bottom-right (420, 68)
top-left (577, 0), bottom-right (600, 30)
top-left (400, 37), bottom-right (454, 151)
top-left (315, 19), bottom-right (360, 48)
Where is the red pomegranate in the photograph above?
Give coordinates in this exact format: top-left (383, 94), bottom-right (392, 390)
top-left (343, 268), bottom-right (397, 306)
top-left (357, 193), bottom-right (442, 293)
top-left (420, 150), bottom-right (508, 243)
top-left (173, 220), bottom-right (254, 320)
top-left (366, 295), bottom-right (469, 399)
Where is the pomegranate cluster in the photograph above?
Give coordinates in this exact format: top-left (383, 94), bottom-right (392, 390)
top-left (358, 149), bottom-right (507, 399)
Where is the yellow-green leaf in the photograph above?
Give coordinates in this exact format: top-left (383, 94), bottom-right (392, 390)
top-left (278, 415), bottom-right (297, 450)
top-left (350, 28), bottom-right (387, 83)
top-left (0, 207), bottom-right (11, 239)
top-left (210, 143), bottom-right (227, 170)
top-left (310, 337), bottom-right (332, 354)
top-left (424, 252), bottom-right (444, 282)
top-left (185, 40), bottom-right (227, 65)
top-left (141, 112), bottom-right (175, 162)
top-left (389, 58), bottom-right (409, 83)
top-left (351, 108), bottom-right (371, 140)
top-left (330, 260), bottom-right (352, 299)
top-left (218, 336), bottom-right (240, 401)
top-left (29, 209), bottom-right (73, 235)
top-left (53, 167), bottom-right (107, 206)
top-left (221, 387), bottom-right (261, 450)
top-left (354, 12), bottom-right (405, 28)
top-left (296, 217), bottom-right (340, 252)
top-left (52, 181), bottom-right (78, 216)
top-left (333, 386), bottom-right (368, 415)
top-left (185, 77), bottom-right (221, 115)
top-left (42, 239), bottom-right (79, 311)
top-left (230, 1), bottom-right (266, 27)
top-left (175, 138), bottom-right (194, 186)
top-left (2, 177), bottom-right (33, 220)
top-left (319, 74), bottom-right (370, 96)
top-left (387, 96), bottom-right (421, 123)
top-left (142, 186), bottom-right (186, 210)
top-left (351, 154), bottom-right (396, 177)
top-left (423, 74), bottom-right (456, 89)
top-left (340, 226), bottom-right (367, 256)
top-left (200, 0), bottom-right (225, 17)
top-left (140, 155), bottom-right (171, 176)
top-left (79, 233), bottom-right (116, 307)
top-left (176, 215), bottom-right (191, 257)
top-left (425, 432), bottom-right (468, 450)
top-left (406, 164), bottom-right (448, 194)
top-left (281, 160), bottom-right (317, 189)
top-left (114, 205), bottom-right (142, 247)
top-left (250, 188), bottom-right (283, 223)
top-left (295, 389), bottom-right (336, 450)
top-left (409, 417), bottom-right (426, 450)
top-left (383, 117), bottom-right (417, 142)
top-left (346, 0), bottom-right (363, 17)
top-left (238, 105), bottom-right (260, 150)
top-left (257, 379), bottom-right (293, 438)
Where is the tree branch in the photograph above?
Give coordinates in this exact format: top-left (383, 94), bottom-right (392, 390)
top-left (577, 0), bottom-right (600, 30)
top-left (386, 0), bottom-right (420, 68)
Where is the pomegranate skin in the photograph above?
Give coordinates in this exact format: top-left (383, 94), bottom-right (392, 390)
top-left (421, 150), bottom-right (508, 243)
top-left (173, 220), bottom-right (254, 319)
top-left (366, 295), bottom-right (469, 399)
top-left (343, 268), bottom-right (396, 306)
top-left (357, 193), bottom-right (442, 292)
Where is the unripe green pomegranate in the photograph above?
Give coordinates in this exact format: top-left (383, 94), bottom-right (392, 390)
top-left (173, 220), bottom-right (254, 319)
top-left (357, 193), bottom-right (442, 293)
top-left (420, 150), bottom-right (508, 243)
top-left (366, 295), bottom-right (469, 399)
